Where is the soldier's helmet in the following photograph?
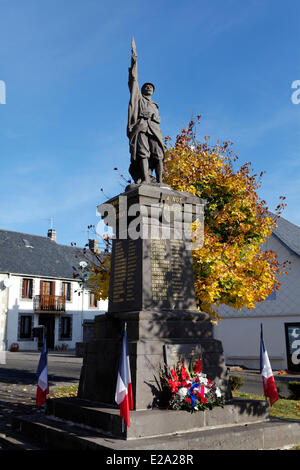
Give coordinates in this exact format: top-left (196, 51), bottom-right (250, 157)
top-left (141, 82), bottom-right (155, 94)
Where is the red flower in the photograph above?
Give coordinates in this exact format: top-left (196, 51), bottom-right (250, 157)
top-left (168, 368), bottom-right (180, 392)
top-left (170, 369), bottom-right (178, 381)
top-left (168, 378), bottom-right (180, 392)
top-left (194, 360), bottom-right (202, 373)
top-left (185, 397), bottom-right (191, 404)
top-left (201, 396), bottom-right (207, 404)
top-left (181, 363), bottom-right (189, 381)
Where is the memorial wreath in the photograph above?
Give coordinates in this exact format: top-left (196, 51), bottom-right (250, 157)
top-left (161, 359), bottom-right (224, 412)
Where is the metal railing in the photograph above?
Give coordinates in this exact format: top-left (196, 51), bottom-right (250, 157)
top-left (34, 295), bottom-right (66, 312)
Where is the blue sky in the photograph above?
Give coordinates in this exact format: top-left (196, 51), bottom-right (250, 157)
top-left (0, 0), bottom-right (299, 248)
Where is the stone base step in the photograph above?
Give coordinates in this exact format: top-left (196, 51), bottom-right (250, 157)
top-left (46, 397), bottom-right (269, 439)
top-left (0, 432), bottom-right (45, 450)
top-left (11, 413), bottom-right (300, 450)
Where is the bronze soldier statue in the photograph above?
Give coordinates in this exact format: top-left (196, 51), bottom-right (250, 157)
top-left (127, 38), bottom-right (165, 184)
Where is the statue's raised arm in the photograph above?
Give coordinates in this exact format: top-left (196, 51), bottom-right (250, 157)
top-left (127, 38), bottom-right (165, 185)
top-left (129, 37), bottom-right (138, 85)
top-left (127, 37), bottom-right (141, 135)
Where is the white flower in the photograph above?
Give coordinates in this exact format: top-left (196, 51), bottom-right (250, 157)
top-left (177, 387), bottom-right (188, 399)
top-left (198, 376), bottom-right (208, 386)
top-left (215, 387), bottom-right (222, 398)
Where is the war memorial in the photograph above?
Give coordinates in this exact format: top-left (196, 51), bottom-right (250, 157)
top-left (9, 40), bottom-right (300, 451)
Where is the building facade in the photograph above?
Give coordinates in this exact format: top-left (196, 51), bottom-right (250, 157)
top-left (0, 229), bottom-right (107, 351)
top-left (213, 215), bottom-right (300, 371)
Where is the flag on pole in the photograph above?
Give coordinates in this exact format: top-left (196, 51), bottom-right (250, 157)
top-left (115, 326), bottom-right (133, 427)
top-left (36, 332), bottom-right (49, 407)
top-left (260, 324), bottom-right (279, 406)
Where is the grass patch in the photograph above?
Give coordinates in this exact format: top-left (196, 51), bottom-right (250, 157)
top-left (49, 384), bottom-right (78, 398)
top-left (233, 390), bottom-right (300, 421)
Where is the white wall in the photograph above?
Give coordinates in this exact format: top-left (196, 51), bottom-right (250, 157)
top-left (213, 315), bottom-right (300, 370)
top-left (0, 274), bottom-right (9, 351)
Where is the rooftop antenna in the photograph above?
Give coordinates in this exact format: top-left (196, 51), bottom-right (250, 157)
top-left (45, 217), bottom-right (56, 242)
top-left (48, 217), bottom-right (54, 230)
top-left (43, 217), bottom-right (54, 229)
top-left (80, 227), bottom-right (91, 240)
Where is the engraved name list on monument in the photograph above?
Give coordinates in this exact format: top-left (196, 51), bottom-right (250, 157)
top-left (110, 239), bottom-right (140, 307)
top-left (151, 239), bottom-right (185, 304)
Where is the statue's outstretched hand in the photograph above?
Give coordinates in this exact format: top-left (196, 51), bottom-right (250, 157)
top-left (131, 37), bottom-right (137, 60)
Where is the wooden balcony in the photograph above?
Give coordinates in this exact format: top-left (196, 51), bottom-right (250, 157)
top-left (34, 295), bottom-right (66, 313)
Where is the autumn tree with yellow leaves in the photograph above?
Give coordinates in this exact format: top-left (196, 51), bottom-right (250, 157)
top-left (163, 117), bottom-right (289, 319)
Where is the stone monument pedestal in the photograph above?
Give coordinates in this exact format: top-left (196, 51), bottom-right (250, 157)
top-left (78, 184), bottom-right (231, 410)
top-left (78, 311), bottom-right (230, 410)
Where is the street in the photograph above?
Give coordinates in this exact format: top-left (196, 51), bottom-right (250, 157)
top-left (0, 350), bottom-right (82, 437)
top-left (0, 350), bottom-right (82, 384)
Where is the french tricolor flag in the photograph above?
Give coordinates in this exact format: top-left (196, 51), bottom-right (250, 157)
top-left (260, 324), bottom-right (279, 406)
top-left (115, 326), bottom-right (133, 427)
top-left (36, 335), bottom-right (49, 407)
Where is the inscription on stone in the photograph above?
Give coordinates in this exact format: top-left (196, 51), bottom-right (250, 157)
top-left (110, 239), bottom-right (140, 309)
top-left (150, 239), bottom-right (186, 304)
top-left (151, 239), bottom-right (169, 302)
top-left (126, 240), bottom-right (138, 302)
top-left (164, 344), bottom-right (202, 369)
top-left (170, 240), bottom-right (185, 301)
top-left (111, 240), bottom-right (127, 303)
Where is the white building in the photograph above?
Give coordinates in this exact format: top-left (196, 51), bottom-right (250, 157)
top-left (214, 215), bottom-right (300, 372)
top-left (0, 228), bottom-right (107, 351)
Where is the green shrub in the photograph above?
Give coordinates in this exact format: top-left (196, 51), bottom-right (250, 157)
top-left (288, 381), bottom-right (300, 400)
top-left (229, 375), bottom-right (244, 391)
top-left (275, 382), bottom-right (282, 397)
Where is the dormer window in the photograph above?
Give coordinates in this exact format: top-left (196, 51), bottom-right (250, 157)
top-left (22, 238), bottom-right (33, 248)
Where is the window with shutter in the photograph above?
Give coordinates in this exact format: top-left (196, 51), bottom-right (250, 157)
top-left (60, 316), bottom-right (72, 339)
top-left (62, 282), bottom-right (71, 301)
top-left (89, 292), bottom-right (98, 308)
top-left (22, 279), bottom-right (33, 299)
top-left (19, 315), bottom-right (33, 339)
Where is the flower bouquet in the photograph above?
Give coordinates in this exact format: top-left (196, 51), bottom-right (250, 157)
top-left (162, 359), bottom-right (224, 412)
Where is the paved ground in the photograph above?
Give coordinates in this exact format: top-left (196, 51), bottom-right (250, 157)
top-left (0, 350), bottom-right (82, 437)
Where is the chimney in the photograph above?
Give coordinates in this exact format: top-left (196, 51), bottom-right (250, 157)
top-left (47, 228), bottom-right (57, 242)
top-left (88, 239), bottom-right (99, 254)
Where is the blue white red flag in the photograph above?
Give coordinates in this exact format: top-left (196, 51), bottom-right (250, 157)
top-left (36, 335), bottom-right (49, 407)
top-left (260, 324), bottom-right (278, 406)
top-left (115, 328), bottom-right (133, 427)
